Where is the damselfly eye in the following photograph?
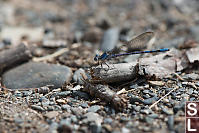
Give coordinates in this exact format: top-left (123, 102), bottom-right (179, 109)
top-left (94, 54), bottom-right (99, 61)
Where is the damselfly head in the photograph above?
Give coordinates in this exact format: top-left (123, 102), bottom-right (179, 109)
top-left (94, 54), bottom-right (99, 61)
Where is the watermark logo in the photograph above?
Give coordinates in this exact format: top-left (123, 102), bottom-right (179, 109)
top-left (185, 101), bottom-right (199, 133)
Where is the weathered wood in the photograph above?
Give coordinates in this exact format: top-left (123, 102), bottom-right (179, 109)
top-left (88, 62), bottom-right (138, 84)
top-left (0, 42), bottom-right (32, 75)
top-left (82, 83), bottom-right (127, 111)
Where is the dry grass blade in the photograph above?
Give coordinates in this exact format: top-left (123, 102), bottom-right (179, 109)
top-left (149, 87), bottom-right (177, 109)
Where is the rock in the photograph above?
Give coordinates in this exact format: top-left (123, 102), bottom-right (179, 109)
top-left (132, 105), bottom-right (141, 112)
top-left (82, 27), bottom-right (102, 43)
top-left (148, 81), bottom-right (165, 86)
top-left (87, 105), bottom-right (101, 113)
top-left (187, 88), bottom-right (194, 95)
top-left (70, 115), bottom-right (78, 123)
top-left (44, 111), bottom-right (59, 119)
top-left (61, 104), bottom-right (71, 111)
top-left (56, 99), bottom-right (66, 104)
top-left (140, 109), bottom-right (152, 115)
top-left (148, 113), bottom-right (159, 119)
top-left (129, 96), bottom-right (143, 104)
top-left (57, 119), bottom-right (72, 133)
top-left (83, 112), bottom-right (103, 126)
top-left (182, 73), bottom-right (199, 80)
top-left (89, 123), bottom-right (102, 133)
top-left (53, 105), bottom-right (62, 111)
top-left (161, 106), bottom-right (174, 115)
top-left (80, 103), bottom-right (89, 108)
top-left (71, 107), bottom-right (85, 116)
top-left (48, 122), bottom-right (59, 133)
top-left (72, 90), bottom-right (90, 100)
top-left (142, 90), bottom-right (150, 94)
top-left (42, 39), bottom-right (67, 48)
top-left (121, 127), bottom-right (130, 133)
top-left (124, 54), bottom-right (140, 63)
top-left (22, 91), bottom-right (32, 97)
top-left (167, 115), bottom-right (174, 131)
top-left (157, 37), bottom-right (185, 49)
top-left (2, 62), bottom-right (72, 89)
top-left (142, 96), bottom-right (158, 105)
top-left (0, 27), bottom-right (44, 45)
top-left (190, 25), bottom-right (199, 42)
top-left (53, 91), bottom-right (71, 99)
top-left (144, 116), bottom-right (154, 124)
top-left (103, 118), bottom-right (113, 124)
top-left (31, 105), bottom-right (45, 112)
top-left (73, 68), bottom-right (86, 85)
top-left (100, 27), bottom-right (119, 52)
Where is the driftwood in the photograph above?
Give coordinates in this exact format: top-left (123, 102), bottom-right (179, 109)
top-left (0, 42), bottom-right (32, 75)
top-left (87, 62), bottom-right (138, 84)
top-left (82, 82), bottom-right (127, 111)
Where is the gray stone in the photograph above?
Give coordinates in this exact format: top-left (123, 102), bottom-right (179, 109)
top-left (31, 105), bottom-right (45, 112)
top-left (73, 68), bottom-right (86, 85)
top-left (2, 62), bottom-right (72, 89)
top-left (187, 88), bottom-right (194, 95)
top-left (103, 118), bottom-right (113, 124)
top-left (89, 124), bottom-right (102, 133)
top-left (129, 96), bottom-right (143, 104)
top-left (87, 105), bottom-right (101, 113)
top-left (48, 122), bottom-right (58, 133)
top-left (72, 90), bottom-right (90, 100)
top-left (124, 54), bottom-right (140, 63)
top-left (80, 103), bottom-right (89, 108)
top-left (182, 73), bottom-right (199, 80)
top-left (142, 96), bottom-right (158, 105)
top-left (190, 25), bottom-right (199, 42)
top-left (157, 37), bottom-right (185, 49)
top-left (167, 115), bottom-right (174, 131)
top-left (61, 104), bottom-right (71, 111)
top-left (83, 112), bottom-right (103, 126)
top-left (100, 27), bottom-right (119, 52)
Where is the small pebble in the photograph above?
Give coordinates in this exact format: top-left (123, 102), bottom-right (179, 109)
top-left (31, 105), bottom-right (45, 112)
top-left (167, 115), bottom-right (174, 131)
top-left (142, 96), bottom-right (158, 105)
top-left (87, 105), bottom-right (101, 113)
top-left (80, 103), bottom-right (89, 108)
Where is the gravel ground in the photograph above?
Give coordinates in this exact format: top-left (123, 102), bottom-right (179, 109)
top-left (0, 0), bottom-right (199, 133)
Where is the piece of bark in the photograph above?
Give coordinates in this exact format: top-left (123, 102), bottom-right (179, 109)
top-left (138, 48), bottom-right (188, 78)
top-left (0, 42), bottom-right (32, 75)
top-left (82, 82), bottom-right (127, 111)
top-left (88, 62), bottom-right (138, 84)
top-left (186, 47), bottom-right (199, 63)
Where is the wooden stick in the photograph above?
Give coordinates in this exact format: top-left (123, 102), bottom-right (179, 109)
top-left (88, 62), bottom-right (138, 84)
top-left (32, 48), bottom-right (69, 62)
top-left (0, 42), bottom-right (32, 75)
top-left (83, 82), bottom-right (127, 111)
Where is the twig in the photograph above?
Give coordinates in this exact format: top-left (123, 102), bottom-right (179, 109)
top-left (0, 42), bottom-right (32, 75)
top-left (32, 48), bottom-right (68, 62)
top-left (149, 87), bottom-right (177, 109)
top-left (80, 73), bottom-right (127, 111)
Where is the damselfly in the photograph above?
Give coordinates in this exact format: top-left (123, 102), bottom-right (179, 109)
top-left (94, 31), bottom-right (169, 65)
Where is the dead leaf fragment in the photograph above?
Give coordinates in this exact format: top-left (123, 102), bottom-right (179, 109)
top-left (186, 47), bottom-right (199, 63)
